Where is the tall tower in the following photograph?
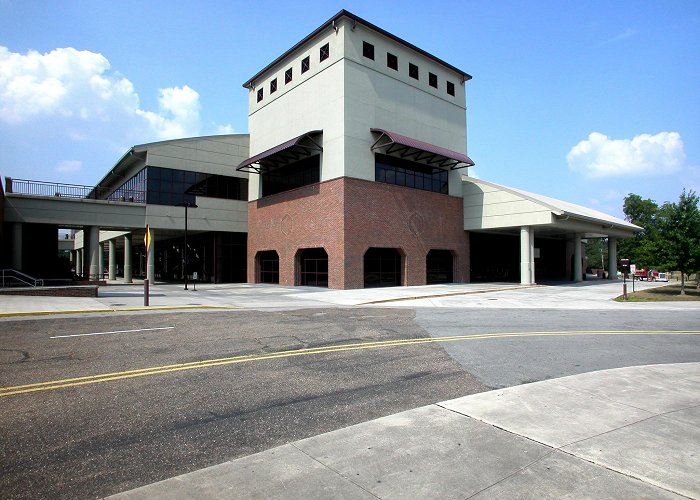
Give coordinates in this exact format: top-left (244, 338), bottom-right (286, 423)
top-left (239, 10), bottom-right (474, 289)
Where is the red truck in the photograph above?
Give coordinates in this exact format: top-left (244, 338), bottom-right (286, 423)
top-left (633, 268), bottom-right (668, 282)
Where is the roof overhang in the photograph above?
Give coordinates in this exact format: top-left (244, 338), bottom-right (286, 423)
top-left (462, 177), bottom-right (643, 238)
top-left (236, 131), bottom-right (322, 174)
top-left (371, 128), bottom-right (474, 170)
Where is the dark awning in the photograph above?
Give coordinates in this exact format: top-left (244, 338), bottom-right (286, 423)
top-left (236, 131), bottom-right (322, 174)
top-left (370, 128), bottom-right (474, 170)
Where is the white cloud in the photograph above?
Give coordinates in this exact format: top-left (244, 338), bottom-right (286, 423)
top-left (0, 45), bottom-right (209, 142)
top-left (216, 123), bottom-right (235, 134)
top-left (567, 131), bottom-right (685, 178)
top-left (0, 46), bottom-right (136, 123)
top-left (56, 160), bottom-right (82, 173)
top-left (136, 85), bottom-right (201, 139)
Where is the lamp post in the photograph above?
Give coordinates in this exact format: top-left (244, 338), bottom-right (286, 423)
top-left (176, 202), bottom-right (198, 290)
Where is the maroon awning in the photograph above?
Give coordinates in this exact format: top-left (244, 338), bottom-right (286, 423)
top-left (236, 131), bottom-right (322, 173)
top-left (370, 128), bottom-right (474, 170)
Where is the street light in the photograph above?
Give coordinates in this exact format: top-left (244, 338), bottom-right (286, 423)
top-left (176, 202), bottom-right (198, 290)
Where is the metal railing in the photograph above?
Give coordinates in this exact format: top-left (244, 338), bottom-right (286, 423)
top-left (1, 269), bottom-right (44, 287)
top-left (5, 178), bottom-right (145, 203)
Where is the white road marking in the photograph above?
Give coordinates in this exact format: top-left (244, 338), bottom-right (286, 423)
top-left (50, 326), bottom-right (175, 339)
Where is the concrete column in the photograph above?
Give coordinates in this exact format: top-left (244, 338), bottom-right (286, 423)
top-left (88, 226), bottom-right (100, 280)
top-left (108, 239), bottom-right (117, 280)
top-left (573, 234), bottom-right (582, 282)
top-left (520, 226), bottom-right (534, 285)
top-left (98, 242), bottom-right (105, 280)
top-left (608, 237), bottom-right (618, 280)
top-left (76, 249), bottom-right (82, 278)
top-left (529, 229), bottom-right (535, 284)
top-left (123, 234), bottom-right (133, 283)
top-left (147, 229), bottom-right (155, 283)
top-left (12, 222), bottom-right (22, 270)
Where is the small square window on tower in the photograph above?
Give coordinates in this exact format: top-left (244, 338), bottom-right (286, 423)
top-left (301, 56), bottom-right (310, 73)
top-left (270, 78), bottom-right (277, 94)
top-left (387, 52), bottom-right (398, 71)
top-left (319, 43), bottom-right (330, 62)
top-left (363, 41), bottom-right (375, 60)
top-left (285, 68), bottom-right (293, 84)
top-left (257, 88), bottom-right (263, 102)
top-left (446, 81), bottom-right (455, 96)
top-left (429, 72), bottom-right (438, 88)
top-left (409, 63), bottom-right (419, 80)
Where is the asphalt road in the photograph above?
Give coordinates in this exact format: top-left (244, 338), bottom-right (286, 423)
top-left (1, 307), bottom-right (698, 499)
top-left (415, 308), bottom-right (700, 388)
top-left (1, 308), bottom-right (483, 499)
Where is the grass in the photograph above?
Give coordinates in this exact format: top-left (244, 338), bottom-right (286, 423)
top-left (615, 283), bottom-right (700, 302)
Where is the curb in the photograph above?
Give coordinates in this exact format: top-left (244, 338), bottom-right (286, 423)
top-left (358, 284), bottom-right (541, 305)
top-left (0, 305), bottom-right (239, 318)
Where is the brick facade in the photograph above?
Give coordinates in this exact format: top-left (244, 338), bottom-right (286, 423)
top-left (247, 177), bottom-right (469, 289)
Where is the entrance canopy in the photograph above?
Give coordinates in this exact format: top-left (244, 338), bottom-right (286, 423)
top-left (370, 128), bottom-right (474, 170)
top-left (462, 177), bottom-right (641, 238)
top-left (236, 131), bottom-right (322, 174)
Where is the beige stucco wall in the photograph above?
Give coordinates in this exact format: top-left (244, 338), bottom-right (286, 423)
top-left (3, 195), bottom-right (147, 228)
top-left (463, 180), bottom-right (554, 230)
top-left (245, 17), bottom-right (471, 200)
top-left (144, 135), bottom-right (249, 177)
top-left (144, 198), bottom-right (247, 233)
top-left (247, 25), bottom-right (344, 201)
top-left (343, 21), bottom-right (468, 196)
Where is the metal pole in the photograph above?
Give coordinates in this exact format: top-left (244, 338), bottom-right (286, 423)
top-left (144, 278), bottom-right (149, 306)
top-left (184, 204), bottom-right (188, 290)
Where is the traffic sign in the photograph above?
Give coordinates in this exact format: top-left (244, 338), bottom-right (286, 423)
top-left (144, 225), bottom-right (151, 251)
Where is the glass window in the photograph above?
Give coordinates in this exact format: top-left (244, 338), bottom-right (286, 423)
top-left (429, 72), bottom-right (438, 88)
top-left (427, 249), bottom-right (454, 284)
top-left (285, 68), bottom-right (293, 84)
top-left (409, 63), bottom-right (419, 80)
top-left (257, 88), bottom-right (263, 102)
top-left (363, 41), bottom-right (374, 60)
top-left (387, 52), bottom-right (398, 71)
top-left (270, 78), bottom-right (277, 94)
top-left (299, 248), bottom-right (328, 287)
top-left (446, 81), bottom-right (455, 96)
top-left (319, 43), bottom-right (329, 62)
top-left (301, 56), bottom-right (310, 73)
top-left (261, 155), bottom-right (320, 197)
top-left (374, 153), bottom-right (449, 194)
top-left (257, 251), bottom-right (279, 284)
top-left (364, 248), bottom-right (402, 288)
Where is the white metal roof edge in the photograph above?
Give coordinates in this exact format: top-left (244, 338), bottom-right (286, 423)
top-left (461, 176), bottom-right (642, 232)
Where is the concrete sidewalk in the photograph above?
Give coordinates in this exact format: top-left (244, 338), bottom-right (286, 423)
top-left (1, 279), bottom-right (695, 316)
top-left (109, 362), bottom-right (700, 499)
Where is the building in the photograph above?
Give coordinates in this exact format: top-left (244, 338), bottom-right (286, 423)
top-left (237, 10), bottom-right (638, 288)
top-left (2, 135), bottom-right (249, 284)
top-left (0, 10), bottom-right (640, 288)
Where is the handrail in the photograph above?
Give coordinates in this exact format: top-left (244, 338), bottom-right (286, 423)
top-left (5, 178), bottom-right (145, 203)
top-left (1, 269), bottom-right (44, 287)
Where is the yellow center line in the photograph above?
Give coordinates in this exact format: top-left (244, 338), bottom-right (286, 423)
top-left (1, 330), bottom-right (698, 397)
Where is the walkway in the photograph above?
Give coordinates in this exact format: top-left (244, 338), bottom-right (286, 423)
top-left (0, 279), bottom-right (695, 316)
top-left (110, 362), bottom-right (700, 499)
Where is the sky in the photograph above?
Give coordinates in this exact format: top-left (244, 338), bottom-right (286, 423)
top-left (1, 0), bottom-right (698, 219)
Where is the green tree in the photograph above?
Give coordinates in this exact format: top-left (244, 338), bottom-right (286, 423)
top-left (618, 193), bottom-right (660, 268)
top-left (655, 189), bottom-right (700, 294)
top-left (585, 238), bottom-right (608, 271)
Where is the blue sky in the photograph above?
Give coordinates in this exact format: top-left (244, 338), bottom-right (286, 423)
top-left (1, 0), bottom-right (698, 218)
